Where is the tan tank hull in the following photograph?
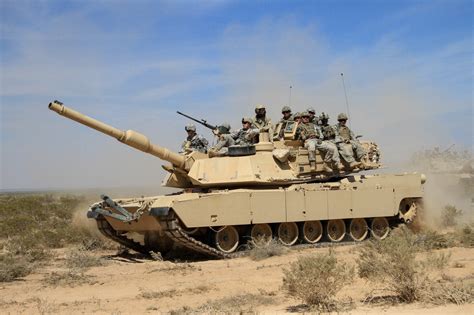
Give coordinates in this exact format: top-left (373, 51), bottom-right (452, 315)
top-left (89, 173), bottom-right (425, 257)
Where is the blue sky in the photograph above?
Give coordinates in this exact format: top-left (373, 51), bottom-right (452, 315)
top-left (1, 0), bottom-right (472, 190)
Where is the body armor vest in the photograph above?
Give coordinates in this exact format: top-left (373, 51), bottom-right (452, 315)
top-left (298, 122), bottom-right (318, 140)
top-left (338, 125), bottom-right (351, 140)
top-left (321, 124), bottom-right (336, 140)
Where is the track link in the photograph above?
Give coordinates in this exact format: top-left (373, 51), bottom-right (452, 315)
top-left (96, 216), bottom-right (150, 255)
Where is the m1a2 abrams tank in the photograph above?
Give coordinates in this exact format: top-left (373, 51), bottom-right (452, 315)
top-left (48, 100), bottom-right (426, 258)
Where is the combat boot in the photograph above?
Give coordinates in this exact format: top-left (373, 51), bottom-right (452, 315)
top-left (322, 162), bottom-right (333, 173)
top-left (359, 160), bottom-right (369, 169)
top-left (334, 162), bottom-right (345, 171)
top-left (349, 161), bottom-right (361, 169)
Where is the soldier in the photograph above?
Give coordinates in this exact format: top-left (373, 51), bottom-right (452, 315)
top-left (307, 107), bottom-right (317, 124)
top-left (335, 113), bottom-right (367, 168)
top-left (181, 124), bottom-right (209, 153)
top-left (293, 112), bottom-right (302, 123)
top-left (297, 112), bottom-right (336, 172)
top-left (208, 123), bottom-right (235, 157)
top-left (253, 104), bottom-right (274, 138)
top-left (231, 117), bottom-right (259, 145)
top-left (280, 106), bottom-right (294, 123)
top-left (319, 113), bottom-right (344, 170)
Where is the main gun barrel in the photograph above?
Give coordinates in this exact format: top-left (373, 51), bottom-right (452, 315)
top-left (48, 100), bottom-right (188, 170)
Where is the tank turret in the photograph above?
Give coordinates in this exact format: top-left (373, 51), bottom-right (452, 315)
top-left (49, 101), bottom-right (381, 189)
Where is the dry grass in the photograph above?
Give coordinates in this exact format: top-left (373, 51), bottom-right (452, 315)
top-left (357, 226), bottom-right (429, 303)
top-left (282, 249), bottom-right (354, 312)
top-left (0, 194), bottom-right (113, 282)
top-left (139, 285), bottom-right (210, 300)
top-left (357, 226), bottom-right (473, 306)
top-left (169, 293), bottom-right (277, 314)
top-left (44, 270), bottom-right (96, 287)
top-left (65, 246), bottom-right (104, 270)
top-left (441, 205), bottom-right (463, 227)
top-left (247, 237), bottom-right (289, 260)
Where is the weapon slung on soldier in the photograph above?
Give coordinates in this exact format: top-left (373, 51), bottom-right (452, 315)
top-left (177, 111), bottom-right (217, 130)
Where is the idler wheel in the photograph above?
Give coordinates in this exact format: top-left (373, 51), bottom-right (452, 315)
top-left (371, 217), bottom-right (390, 240)
top-left (277, 222), bottom-right (299, 246)
top-left (349, 218), bottom-right (368, 242)
top-left (215, 226), bottom-right (239, 253)
top-left (250, 224), bottom-right (273, 243)
top-left (302, 221), bottom-right (323, 244)
top-left (327, 219), bottom-right (346, 242)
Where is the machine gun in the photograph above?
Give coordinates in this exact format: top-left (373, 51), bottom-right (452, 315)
top-left (177, 111), bottom-right (217, 131)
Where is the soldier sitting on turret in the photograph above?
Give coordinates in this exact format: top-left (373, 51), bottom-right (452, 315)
top-left (307, 107), bottom-right (318, 125)
top-left (181, 124), bottom-right (209, 154)
top-left (231, 117), bottom-right (259, 145)
top-left (296, 112), bottom-right (339, 172)
top-left (253, 104), bottom-right (274, 138)
top-left (276, 106), bottom-right (294, 139)
top-left (293, 112), bottom-right (302, 124)
top-left (319, 113), bottom-right (344, 171)
top-left (335, 113), bottom-right (367, 169)
top-left (209, 123), bottom-right (235, 157)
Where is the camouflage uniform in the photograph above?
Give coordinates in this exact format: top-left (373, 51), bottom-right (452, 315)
top-left (335, 114), bottom-right (366, 164)
top-left (296, 120), bottom-right (340, 166)
top-left (209, 123), bottom-right (235, 157)
top-left (181, 134), bottom-right (209, 153)
top-left (253, 104), bottom-right (274, 140)
top-left (231, 118), bottom-right (259, 145)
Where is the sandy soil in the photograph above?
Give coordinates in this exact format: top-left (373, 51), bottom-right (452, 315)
top-left (1, 245), bottom-right (473, 314)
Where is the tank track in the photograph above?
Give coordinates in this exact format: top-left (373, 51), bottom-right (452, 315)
top-left (159, 211), bottom-right (238, 259)
top-left (95, 216), bottom-right (150, 255)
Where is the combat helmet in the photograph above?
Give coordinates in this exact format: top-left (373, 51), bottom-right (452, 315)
top-left (337, 113), bottom-right (348, 121)
top-left (306, 107), bottom-right (316, 114)
top-left (281, 105), bottom-right (291, 113)
top-left (293, 112), bottom-right (302, 119)
top-left (185, 124), bottom-right (196, 132)
top-left (319, 112), bottom-right (329, 121)
top-left (241, 117), bottom-right (253, 124)
top-left (217, 123), bottom-right (231, 134)
top-left (301, 111), bottom-right (310, 118)
top-left (255, 104), bottom-right (266, 115)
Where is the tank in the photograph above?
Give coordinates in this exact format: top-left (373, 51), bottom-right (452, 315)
top-left (49, 100), bottom-right (426, 258)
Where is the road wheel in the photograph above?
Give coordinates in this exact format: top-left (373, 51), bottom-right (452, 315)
top-left (327, 219), bottom-right (346, 242)
top-left (215, 226), bottom-right (239, 253)
top-left (277, 222), bottom-right (299, 246)
top-left (302, 221), bottom-right (323, 244)
top-left (349, 218), bottom-right (368, 242)
top-left (250, 224), bottom-right (273, 244)
top-left (371, 217), bottom-right (390, 240)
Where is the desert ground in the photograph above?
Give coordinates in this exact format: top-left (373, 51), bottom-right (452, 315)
top-left (1, 193), bottom-right (473, 314)
top-left (1, 244), bottom-right (473, 314)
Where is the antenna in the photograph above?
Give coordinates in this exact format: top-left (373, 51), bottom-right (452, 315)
top-left (289, 85), bottom-right (292, 107)
top-left (340, 73), bottom-right (352, 128)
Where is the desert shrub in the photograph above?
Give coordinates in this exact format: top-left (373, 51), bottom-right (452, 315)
top-left (416, 230), bottom-right (454, 250)
top-left (65, 247), bottom-right (104, 270)
top-left (0, 253), bottom-right (31, 282)
top-left (248, 237), bottom-right (289, 260)
top-left (457, 225), bottom-right (474, 247)
top-left (422, 252), bottom-right (451, 270)
top-left (421, 281), bottom-right (474, 305)
top-left (282, 250), bottom-right (354, 311)
top-left (357, 226), bottom-right (427, 302)
top-left (441, 205), bottom-right (463, 227)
